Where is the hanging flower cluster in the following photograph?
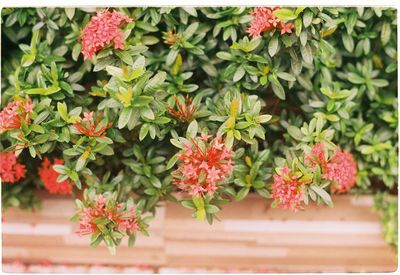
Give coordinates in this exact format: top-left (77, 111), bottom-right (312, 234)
top-left (272, 143), bottom-right (357, 211)
top-left (271, 166), bottom-right (304, 211)
top-left (172, 134), bottom-right (234, 197)
top-left (324, 148), bottom-right (357, 194)
top-left (73, 111), bottom-right (112, 137)
top-left (77, 193), bottom-right (138, 236)
top-left (38, 158), bottom-right (73, 195)
top-left (0, 152), bottom-right (26, 184)
top-left (247, 7), bottom-right (295, 38)
top-left (0, 97), bottom-right (33, 134)
top-left (306, 143), bottom-right (357, 193)
top-left (81, 10), bottom-right (132, 60)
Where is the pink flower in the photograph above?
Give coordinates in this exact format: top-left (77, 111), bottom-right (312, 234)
top-left (280, 23), bottom-right (294, 34)
top-left (82, 111), bottom-right (94, 122)
top-left (73, 111), bottom-right (112, 137)
top-left (172, 135), bottom-right (234, 197)
top-left (38, 158), bottom-right (72, 195)
top-left (81, 10), bottom-right (132, 60)
top-left (247, 6), bottom-right (295, 38)
top-left (200, 132), bottom-right (212, 142)
top-left (0, 151), bottom-right (26, 184)
top-left (271, 166), bottom-right (304, 211)
top-left (305, 142), bottom-right (327, 171)
top-left (0, 97), bottom-right (33, 133)
top-left (323, 148), bottom-right (357, 194)
top-left (77, 194), bottom-right (139, 236)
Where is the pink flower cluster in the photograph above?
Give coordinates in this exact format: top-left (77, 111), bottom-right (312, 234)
top-left (73, 111), bottom-right (112, 137)
top-left (77, 194), bottom-right (138, 236)
top-left (0, 97), bottom-right (33, 134)
top-left (247, 7), bottom-right (295, 38)
top-left (0, 151), bottom-right (26, 183)
top-left (172, 134), bottom-right (234, 197)
top-left (81, 10), bottom-right (132, 60)
top-left (305, 142), bottom-right (327, 171)
top-left (271, 166), bottom-right (304, 211)
top-left (324, 148), bottom-right (357, 194)
top-left (38, 158), bottom-right (73, 195)
top-left (306, 143), bottom-right (357, 193)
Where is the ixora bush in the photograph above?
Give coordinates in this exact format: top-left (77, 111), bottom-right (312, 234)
top-left (1, 7), bottom-right (398, 253)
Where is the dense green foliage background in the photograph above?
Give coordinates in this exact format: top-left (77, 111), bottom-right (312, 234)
top-left (1, 7), bottom-right (398, 247)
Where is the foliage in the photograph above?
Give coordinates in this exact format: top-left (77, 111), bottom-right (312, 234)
top-left (1, 7), bottom-right (397, 251)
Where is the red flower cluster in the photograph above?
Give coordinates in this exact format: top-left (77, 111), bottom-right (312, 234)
top-left (38, 158), bottom-right (72, 195)
top-left (306, 143), bottom-right (357, 193)
top-left (73, 112), bottom-right (112, 137)
top-left (0, 97), bottom-right (33, 134)
top-left (0, 152), bottom-right (26, 183)
top-left (271, 166), bottom-right (304, 211)
top-left (77, 194), bottom-right (138, 236)
top-left (247, 7), bottom-right (295, 38)
top-left (172, 134), bottom-right (234, 197)
top-left (81, 10), bottom-right (132, 60)
top-left (167, 95), bottom-right (198, 124)
top-left (324, 148), bottom-right (357, 194)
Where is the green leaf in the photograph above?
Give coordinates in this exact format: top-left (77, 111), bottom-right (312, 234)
top-left (65, 8), bottom-right (75, 20)
top-left (342, 33), bottom-right (354, 52)
top-left (186, 120), bottom-right (198, 138)
top-left (277, 72), bottom-right (296, 82)
top-left (381, 22), bottom-right (391, 46)
top-left (57, 102), bottom-right (69, 122)
top-left (76, 156), bottom-right (86, 171)
top-left (295, 17), bottom-right (302, 36)
top-left (118, 108), bottom-right (133, 129)
top-left (183, 22), bottom-right (199, 39)
top-left (166, 153), bottom-right (179, 170)
top-left (273, 8), bottom-right (297, 22)
top-left (236, 187), bottom-right (250, 201)
top-left (128, 234), bottom-right (136, 247)
top-left (141, 107), bottom-right (155, 120)
top-left (21, 54), bottom-right (35, 67)
top-left (25, 86), bottom-right (61, 96)
top-left (181, 200), bottom-right (196, 209)
top-left (269, 74), bottom-right (285, 100)
top-left (300, 44), bottom-right (313, 64)
top-left (310, 185), bottom-right (333, 207)
top-left (303, 10), bottom-right (313, 27)
top-left (287, 125), bottom-right (303, 140)
top-left (144, 71), bottom-right (167, 93)
top-left (233, 66), bottom-right (245, 82)
top-left (268, 35), bottom-right (279, 57)
top-left (139, 124), bottom-right (150, 141)
top-left (205, 205), bottom-right (220, 214)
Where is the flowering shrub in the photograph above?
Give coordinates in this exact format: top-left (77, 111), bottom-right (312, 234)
top-left (1, 7), bottom-right (397, 252)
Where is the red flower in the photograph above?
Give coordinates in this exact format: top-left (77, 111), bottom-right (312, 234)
top-left (172, 134), bottom-right (234, 197)
top-left (77, 194), bottom-right (138, 236)
top-left (247, 7), bottom-right (295, 38)
top-left (73, 111), bottom-right (112, 137)
top-left (166, 95), bottom-right (198, 124)
top-left (271, 166), bottom-right (304, 211)
top-left (38, 158), bottom-right (73, 195)
top-left (0, 97), bottom-right (33, 134)
top-left (81, 10), bottom-right (132, 60)
top-left (323, 148), bottom-right (357, 194)
top-left (0, 151), bottom-right (26, 183)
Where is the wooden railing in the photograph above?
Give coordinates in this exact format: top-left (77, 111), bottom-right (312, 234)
top-left (2, 194), bottom-right (397, 273)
